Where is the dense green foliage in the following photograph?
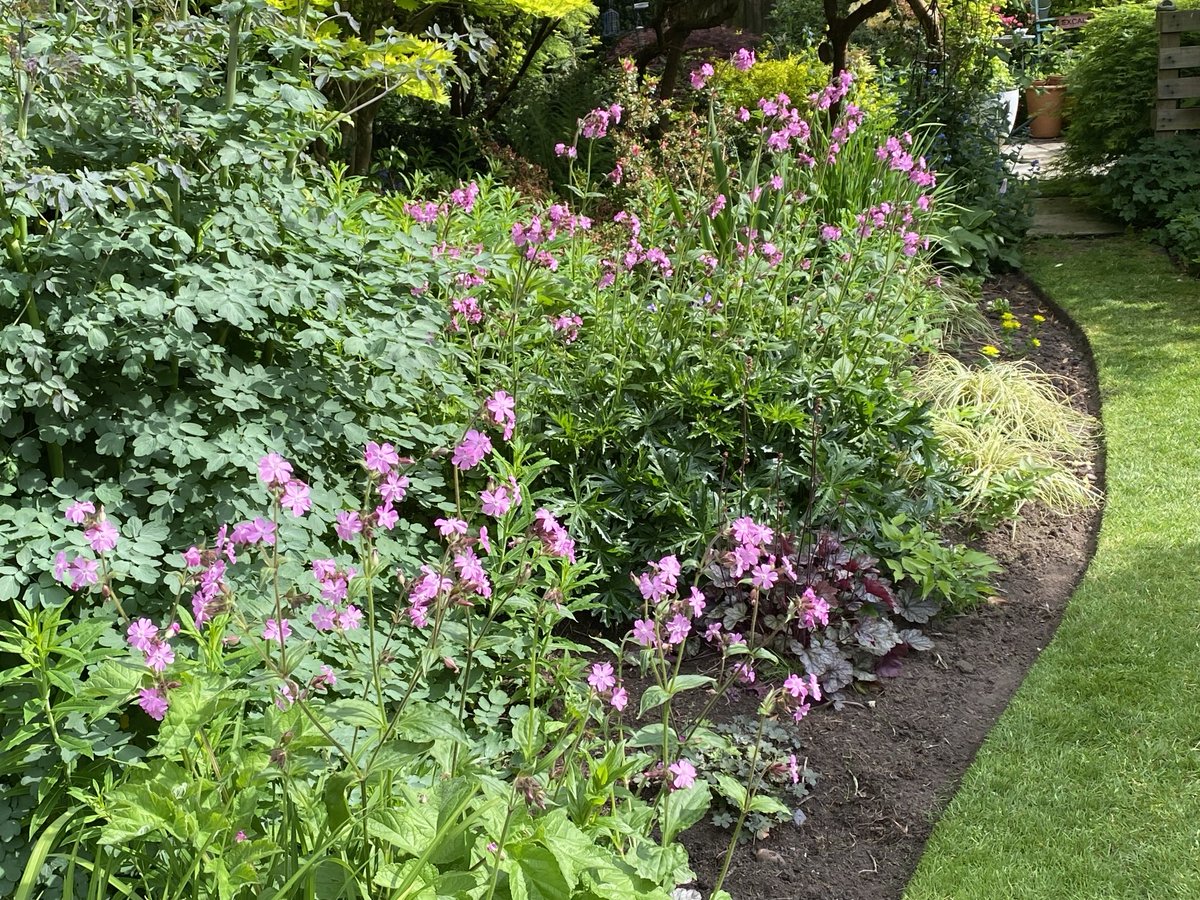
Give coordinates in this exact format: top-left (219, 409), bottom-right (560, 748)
top-left (1100, 136), bottom-right (1200, 270)
top-left (1063, 0), bottom-right (1200, 172)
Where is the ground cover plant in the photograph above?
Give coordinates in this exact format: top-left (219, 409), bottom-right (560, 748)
top-left (908, 237), bottom-right (1200, 899)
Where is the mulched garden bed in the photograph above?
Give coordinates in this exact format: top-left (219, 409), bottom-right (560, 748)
top-left (677, 272), bottom-right (1104, 900)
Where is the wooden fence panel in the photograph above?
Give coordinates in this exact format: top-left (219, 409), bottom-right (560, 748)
top-left (1156, 2), bottom-right (1200, 136)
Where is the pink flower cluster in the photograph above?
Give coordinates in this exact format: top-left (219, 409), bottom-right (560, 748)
top-left (510, 206), bottom-right (591, 270)
top-left (450, 181), bottom-right (479, 213)
top-left (404, 200), bottom-right (440, 225)
top-left (258, 453), bottom-right (312, 517)
top-left (876, 134), bottom-right (937, 189)
top-left (552, 312), bottom-right (582, 344)
top-left (481, 477), bottom-right (521, 518)
top-left (781, 670), bottom-right (822, 722)
top-left (732, 48), bottom-right (756, 71)
top-left (533, 508), bottom-right (576, 563)
top-left (586, 661), bottom-right (628, 711)
top-left (485, 390), bottom-right (516, 441)
top-left (579, 103), bottom-right (622, 140)
top-left (450, 295), bottom-right (482, 331)
top-left (310, 558), bottom-right (363, 631)
top-left (810, 70), bottom-right (855, 112)
top-left (452, 429), bottom-right (493, 471)
top-left (126, 618), bottom-right (175, 718)
top-left (689, 63), bottom-right (714, 90)
top-left (629, 555), bottom-right (710, 651)
top-left (53, 501), bottom-right (113, 591)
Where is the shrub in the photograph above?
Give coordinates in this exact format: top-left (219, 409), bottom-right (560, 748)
top-left (1100, 136), bottom-right (1200, 269)
top-left (0, 4), bottom-right (467, 614)
top-left (1063, 0), bottom-right (1200, 172)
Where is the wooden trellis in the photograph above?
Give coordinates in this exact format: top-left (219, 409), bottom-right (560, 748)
top-left (1156, 1), bottom-right (1200, 136)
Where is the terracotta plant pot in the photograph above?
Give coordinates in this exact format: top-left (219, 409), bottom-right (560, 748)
top-left (1026, 77), bottom-right (1066, 139)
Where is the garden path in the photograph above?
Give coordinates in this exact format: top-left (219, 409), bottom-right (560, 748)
top-left (1009, 138), bottom-right (1123, 237)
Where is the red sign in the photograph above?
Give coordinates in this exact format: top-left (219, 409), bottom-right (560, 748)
top-left (1056, 13), bottom-right (1092, 28)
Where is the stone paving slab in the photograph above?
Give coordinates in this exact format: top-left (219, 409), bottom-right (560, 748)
top-left (1028, 196), bottom-right (1124, 237)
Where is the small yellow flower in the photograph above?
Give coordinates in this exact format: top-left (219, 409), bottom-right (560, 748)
top-left (1031, 338), bottom-right (1041, 347)
top-left (981, 345), bottom-right (1000, 357)
top-left (1001, 318), bottom-right (1021, 330)
top-left (1032, 314), bottom-right (1046, 323)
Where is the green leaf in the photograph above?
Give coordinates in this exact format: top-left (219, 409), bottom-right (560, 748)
top-left (661, 781), bottom-right (710, 844)
top-left (748, 793), bottom-right (791, 817)
top-left (507, 843), bottom-right (571, 900)
top-left (638, 685), bottom-right (670, 717)
top-left (713, 774), bottom-right (747, 809)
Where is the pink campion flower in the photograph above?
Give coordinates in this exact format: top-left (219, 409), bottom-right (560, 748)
top-left (608, 102), bottom-right (623, 124)
top-left (665, 613), bottom-right (691, 645)
top-left (364, 441), bottom-right (400, 475)
top-left (52, 552), bottom-right (69, 582)
top-left (731, 516), bottom-right (773, 547)
top-left (258, 453), bottom-right (293, 487)
top-left (337, 605), bottom-right (362, 630)
top-left (275, 681), bottom-right (298, 710)
top-left (404, 201), bottom-right (440, 225)
top-left (689, 63), bottom-right (714, 90)
top-left (65, 500), bottom-right (95, 524)
top-left (588, 661), bottom-right (616, 694)
top-left (84, 519), bottom-right (119, 553)
top-left (144, 640), bottom-right (175, 673)
top-left (379, 473), bottom-right (409, 504)
top-left (553, 313), bottom-right (583, 344)
top-left (783, 673), bottom-right (809, 699)
top-left (770, 174), bottom-right (784, 190)
top-left (314, 664), bottom-right (337, 689)
top-left (334, 511), bottom-right (363, 543)
top-left (167, 622), bottom-right (180, 636)
top-left (787, 754), bottom-right (800, 784)
top-left (435, 517), bottom-right (468, 537)
top-left (580, 107), bottom-right (611, 140)
top-left (137, 687), bottom-right (170, 721)
top-left (478, 526), bottom-right (491, 554)
top-left (737, 106), bottom-right (751, 122)
top-left (454, 549), bottom-right (492, 598)
top-left (452, 430), bottom-right (492, 470)
top-left (67, 555), bottom-right (100, 589)
top-left (554, 142), bottom-right (577, 159)
top-left (732, 48), bottom-right (756, 71)
top-left (760, 242), bottom-right (783, 266)
top-left (235, 831), bottom-right (247, 843)
top-left (127, 618), bottom-right (159, 652)
top-left (750, 562), bottom-right (779, 591)
top-left (820, 224), bottom-right (842, 242)
top-left (486, 390), bottom-right (516, 441)
top-left (480, 485), bottom-right (513, 518)
top-left (730, 542), bottom-right (761, 577)
top-left (632, 618), bottom-right (657, 647)
top-left (792, 702), bottom-right (812, 723)
top-left (183, 546), bottom-right (202, 567)
top-left (450, 182), bottom-right (479, 213)
top-left (610, 686), bottom-right (629, 711)
top-left (704, 621), bottom-right (722, 642)
top-left (608, 163), bottom-right (624, 185)
top-left (375, 503), bottom-right (399, 531)
top-left (312, 558), bottom-right (338, 582)
top-left (687, 587), bottom-right (706, 618)
top-left (262, 618), bottom-right (291, 646)
top-left (669, 758), bottom-right (697, 789)
top-left (734, 662), bottom-right (756, 684)
top-left (800, 587), bottom-right (831, 629)
top-left (708, 194), bottom-right (727, 219)
top-left (311, 604), bottom-right (337, 631)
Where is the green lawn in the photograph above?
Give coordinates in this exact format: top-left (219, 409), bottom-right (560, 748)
top-left (905, 237), bottom-right (1200, 899)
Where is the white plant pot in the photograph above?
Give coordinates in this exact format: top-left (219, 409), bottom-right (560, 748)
top-left (982, 89), bottom-right (1021, 137)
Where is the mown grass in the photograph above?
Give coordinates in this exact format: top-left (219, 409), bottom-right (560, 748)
top-left (905, 236), bottom-right (1200, 899)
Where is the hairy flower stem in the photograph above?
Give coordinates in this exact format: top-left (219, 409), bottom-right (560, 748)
top-left (712, 713), bottom-right (769, 894)
top-left (223, 8), bottom-right (243, 112)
